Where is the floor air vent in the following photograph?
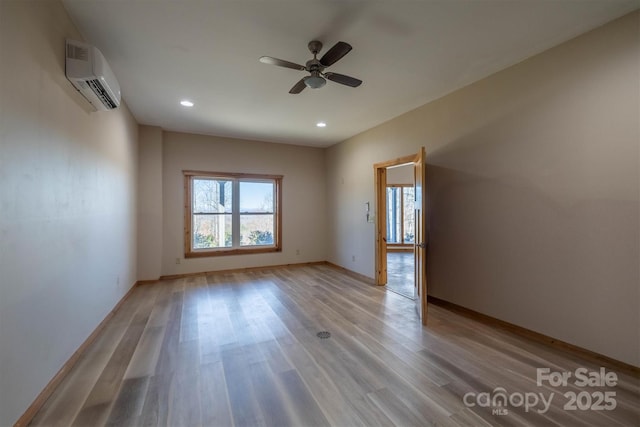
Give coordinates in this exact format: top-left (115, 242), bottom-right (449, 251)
top-left (316, 331), bottom-right (331, 339)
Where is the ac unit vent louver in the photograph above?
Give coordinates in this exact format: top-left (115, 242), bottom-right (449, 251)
top-left (65, 39), bottom-right (121, 111)
top-left (87, 79), bottom-right (118, 109)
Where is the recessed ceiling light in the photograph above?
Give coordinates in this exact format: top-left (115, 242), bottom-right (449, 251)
top-left (180, 100), bottom-right (194, 107)
top-left (316, 122), bottom-right (326, 128)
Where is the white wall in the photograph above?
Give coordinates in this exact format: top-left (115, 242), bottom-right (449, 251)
top-left (160, 131), bottom-right (326, 276)
top-left (0, 1), bottom-right (139, 425)
top-left (326, 12), bottom-right (640, 367)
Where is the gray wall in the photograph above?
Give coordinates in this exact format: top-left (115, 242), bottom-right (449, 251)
top-left (326, 12), bottom-right (639, 367)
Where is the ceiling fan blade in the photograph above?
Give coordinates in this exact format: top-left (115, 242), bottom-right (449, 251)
top-left (319, 41), bottom-right (352, 66)
top-left (289, 79), bottom-right (307, 94)
top-left (324, 72), bottom-right (362, 88)
top-left (259, 56), bottom-right (306, 71)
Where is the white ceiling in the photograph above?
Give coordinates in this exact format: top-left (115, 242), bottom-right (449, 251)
top-left (62, 0), bottom-right (639, 147)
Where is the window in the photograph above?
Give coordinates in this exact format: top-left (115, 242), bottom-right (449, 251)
top-left (184, 171), bottom-right (282, 257)
top-left (386, 185), bottom-right (415, 245)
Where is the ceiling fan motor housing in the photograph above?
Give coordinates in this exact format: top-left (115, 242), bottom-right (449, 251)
top-left (306, 58), bottom-right (324, 72)
top-left (308, 40), bottom-right (323, 55)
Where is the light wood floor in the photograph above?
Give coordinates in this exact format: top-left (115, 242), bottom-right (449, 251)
top-left (30, 264), bottom-right (639, 426)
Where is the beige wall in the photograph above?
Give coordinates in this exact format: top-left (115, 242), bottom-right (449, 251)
top-left (159, 131), bottom-right (327, 276)
top-left (0, 1), bottom-right (139, 425)
top-left (326, 12), bottom-right (640, 366)
top-left (137, 126), bottom-right (163, 280)
top-left (387, 164), bottom-right (413, 185)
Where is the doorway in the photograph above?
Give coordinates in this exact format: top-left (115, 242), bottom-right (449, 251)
top-left (374, 148), bottom-right (427, 324)
top-left (385, 170), bottom-right (415, 299)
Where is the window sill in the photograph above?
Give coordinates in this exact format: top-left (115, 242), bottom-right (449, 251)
top-left (185, 246), bottom-right (282, 258)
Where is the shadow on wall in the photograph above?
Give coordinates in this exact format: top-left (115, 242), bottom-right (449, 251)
top-left (425, 160), bottom-right (638, 348)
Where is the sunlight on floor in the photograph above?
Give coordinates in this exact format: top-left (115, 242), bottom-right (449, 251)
top-left (386, 251), bottom-right (414, 299)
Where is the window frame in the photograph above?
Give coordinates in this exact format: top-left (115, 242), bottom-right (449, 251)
top-left (184, 170), bottom-right (283, 258)
top-left (386, 184), bottom-right (415, 247)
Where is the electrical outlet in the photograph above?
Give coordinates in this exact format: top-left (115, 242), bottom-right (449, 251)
top-left (175, 258), bottom-right (181, 265)
top-left (296, 249), bottom-right (300, 255)
top-left (352, 255), bottom-right (356, 262)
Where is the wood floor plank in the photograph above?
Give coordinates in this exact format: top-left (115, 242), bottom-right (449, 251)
top-left (153, 288), bottom-right (183, 375)
top-left (198, 361), bottom-right (234, 427)
top-left (449, 407), bottom-right (494, 426)
top-left (103, 377), bottom-right (149, 427)
top-left (123, 326), bottom-right (164, 380)
top-left (248, 361), bottom-right (297, 427)
top-left (138, 372), bottom-right (173, 426)
top-left (277, 369), bottom-right (330, 426)
top-left (220, 344), bottom-right (267, 427)
top-left (366, 387), bottom-right (429, 427)
top-left (166, 367), bottom-right (201, 427)
top-left (29, 265), bottom-right (640, 427)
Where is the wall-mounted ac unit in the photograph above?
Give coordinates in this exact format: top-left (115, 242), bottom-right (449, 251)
top-left (65, 39), bottom-right (121, 111)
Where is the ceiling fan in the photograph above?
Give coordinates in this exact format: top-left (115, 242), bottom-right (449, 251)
top-left (259, 40), bottom-right (363, 94)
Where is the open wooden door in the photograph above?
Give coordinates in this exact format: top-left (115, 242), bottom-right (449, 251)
top-left (375, 167), bottom-right (388, 285)
top-left (414, 147), bottom-right (427, 325)
top-left (374, 149), bottom-right (427, 325)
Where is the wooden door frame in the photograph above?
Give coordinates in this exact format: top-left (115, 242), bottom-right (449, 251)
top-left (373, 153), bottom-right (421, 286)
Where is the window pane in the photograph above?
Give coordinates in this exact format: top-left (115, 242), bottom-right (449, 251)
top-left (240, 181), bottom-right (274, 213)
top-left (193, 214), bottom-right (232, 248)
top-left (193, 179), bottom-right (232, 213)
top-left (240, 214), bottom-right (274, 246)
top-left (403, 187), bottom-right (415, 243)
top-left (386, 187), bottom-right (402, 244)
